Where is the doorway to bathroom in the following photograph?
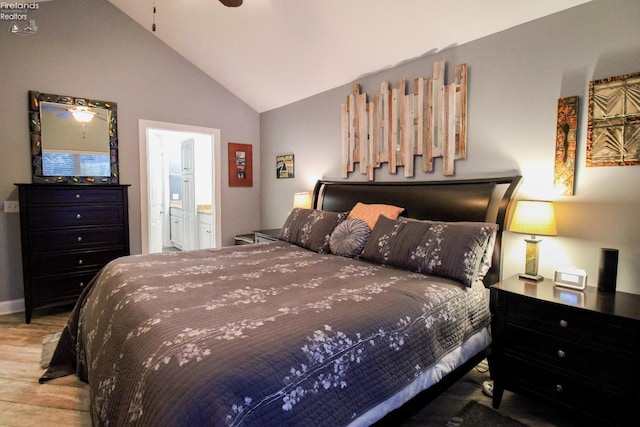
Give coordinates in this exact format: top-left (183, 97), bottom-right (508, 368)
top-left (138, 120), bottom-right (222, 254)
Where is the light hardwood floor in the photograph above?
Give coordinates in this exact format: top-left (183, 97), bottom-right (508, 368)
top-left (0, 308), bottom-right (91, 427)
top-left (0, 308), bottom-right (583, 427)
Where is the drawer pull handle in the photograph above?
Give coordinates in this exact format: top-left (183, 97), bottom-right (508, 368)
top-left (75, 194), bottom-right (81, 199)
top-left (79, 282), bottom-right (85, 288)
top-left (557, 349), bottom-right (566, 358)
top-left (78, 259), bottom-right (84, 265)
top-left (76, 213), bottom-right (82, 219)
top-left (559, 319), bottom-right (568, 328)
top-left (77, 236), bottom-right (83, 242)
top-left (556, 384), bottom-right (563, 393)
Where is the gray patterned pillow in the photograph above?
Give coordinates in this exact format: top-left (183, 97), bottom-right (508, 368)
top-left (279, 208), bottom-right (348, 253)
top-left (329, 218), bottom-right (371, 257)
top-left (360, 216), bottom-right (498, 287)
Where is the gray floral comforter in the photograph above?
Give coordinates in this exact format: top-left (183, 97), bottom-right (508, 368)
top-left (41, 242), bottom-right (490, 426)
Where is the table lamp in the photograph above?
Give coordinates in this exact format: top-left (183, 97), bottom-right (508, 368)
top-left (293, 192), bottom-right (312, 209)
top-left (509, 200), bottom-right (557, 281)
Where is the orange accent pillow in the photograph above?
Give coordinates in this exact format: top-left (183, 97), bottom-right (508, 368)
top-left (347, 202), bottom-right (404, 229)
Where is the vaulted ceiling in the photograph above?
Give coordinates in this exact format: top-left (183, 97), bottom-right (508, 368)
top-left (108, 0), bottom-right (590, 113)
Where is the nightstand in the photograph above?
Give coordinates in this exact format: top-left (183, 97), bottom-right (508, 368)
top-left (490, 275), bottom-right (640, 426)
top-left (254, 228), bottom-right (281, 243)
top-left (234, 233), bottom-right (255, 245)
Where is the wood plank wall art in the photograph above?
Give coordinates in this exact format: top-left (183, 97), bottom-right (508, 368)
top-left (587, 71), bottom-right (640, 167)
top-left (341, 60), bottom-right (467, 180)
top-left (553, 96), bottom-right (579, 196)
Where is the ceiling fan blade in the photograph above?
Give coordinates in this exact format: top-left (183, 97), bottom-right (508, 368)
top-left (219, 0), bottom-right (243, 7)
top-left (41, 104), bottom-right (68, 111)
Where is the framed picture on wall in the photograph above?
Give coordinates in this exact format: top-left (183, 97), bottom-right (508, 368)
top-left (276, 154), bottom-right (294, 179)
top-left (553, 96), bottom-right (579, 196)
top-left (586, 71), bottom-right (640, 167)
top-left (228, 142), bottom-right (253, 187)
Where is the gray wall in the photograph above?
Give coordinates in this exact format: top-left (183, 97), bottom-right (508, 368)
top-left (0, 0), bottom-right (260, 305)
top-left (260, 0), bottom-right (640, 294)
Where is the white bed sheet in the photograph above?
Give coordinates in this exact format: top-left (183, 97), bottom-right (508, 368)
top-left (347, 325), bottom-right (491, 426)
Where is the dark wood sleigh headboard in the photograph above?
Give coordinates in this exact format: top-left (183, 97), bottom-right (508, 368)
top-left (312, 175), bottom-right (522, 286)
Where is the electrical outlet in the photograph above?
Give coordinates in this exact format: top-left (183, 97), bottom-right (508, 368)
top-left (4, 201), bottom-right (19, 213)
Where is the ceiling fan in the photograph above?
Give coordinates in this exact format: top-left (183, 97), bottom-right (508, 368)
top-left (41, 103), bottom-right (107, 139)
top-left (41, 103), bottom-right (107, 123)
top-left (219, 0), bottom-right (243, 6)
top-left (152, 1), bottom-right (242, 32)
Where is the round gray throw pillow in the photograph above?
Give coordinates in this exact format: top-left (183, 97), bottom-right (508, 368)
top-left (329, 218), bottom-right (371, 257)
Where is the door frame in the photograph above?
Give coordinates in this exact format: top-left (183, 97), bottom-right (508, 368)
top-left (138, 119), bottom-right (222, 254)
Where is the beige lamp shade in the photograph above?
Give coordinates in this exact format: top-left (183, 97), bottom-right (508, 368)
top-left (509, 200), bottom-right (557, 237)
top-left (293, 192), bottom-right (312, 209)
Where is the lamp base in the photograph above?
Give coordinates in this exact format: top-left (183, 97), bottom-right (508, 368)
top-left (519, 273), bottom-right (544, 282)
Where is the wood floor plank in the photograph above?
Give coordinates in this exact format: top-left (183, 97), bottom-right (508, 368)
top-left (0, 401), bottom-right (16, 419)
top-left (0, 359), bottom-right (46, 381)
top-left (0, 309), bottom-right (89, 427)
top-left (0, 344), bottom-right (40, 362)
top-left (0, 402), bottom-right (91, 427)
top-left (0, 378), bottom-right (89, 411)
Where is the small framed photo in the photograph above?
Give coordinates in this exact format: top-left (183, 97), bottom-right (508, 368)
top-left (228, 142), bottom-right (252, 187)
top-left (276, 154), bottom-right (294, 179)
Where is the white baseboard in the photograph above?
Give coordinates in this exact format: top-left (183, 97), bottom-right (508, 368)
top-left (0, 298), bottom-right (25, 315)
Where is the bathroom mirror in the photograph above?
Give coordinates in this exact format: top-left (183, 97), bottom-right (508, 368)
top-left (28, 90), bottom-right (119, 184)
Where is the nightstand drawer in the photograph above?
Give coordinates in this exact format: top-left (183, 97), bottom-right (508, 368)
top-left (504, 356), bottom-right (632, 424)
top-left (505, 324), bottom-right (632, 390)
top-left (506, 298), bottom-right (633, 352)
top-left (254, 229), bottom-right (281, 243)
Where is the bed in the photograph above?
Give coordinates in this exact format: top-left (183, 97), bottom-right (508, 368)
top-left (41, 175), bottom-right (521, 426)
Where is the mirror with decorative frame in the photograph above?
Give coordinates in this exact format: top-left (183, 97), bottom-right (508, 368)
top-left (28, 90), bottom-right (119, 184)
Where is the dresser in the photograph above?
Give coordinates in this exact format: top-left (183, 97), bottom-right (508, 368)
top-left (17, 184), bottom-right (130, 323)
top-left (490, 275), bottom-right (640, 425)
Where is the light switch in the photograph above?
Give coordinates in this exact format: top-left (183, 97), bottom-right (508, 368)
top-left (4, 201), bottom-right (19, 213)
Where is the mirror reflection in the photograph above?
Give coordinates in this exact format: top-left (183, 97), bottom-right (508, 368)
top-left (29, 90), bottom-right (119, 184)
top-left (40, 102), bottom-right (111, 177)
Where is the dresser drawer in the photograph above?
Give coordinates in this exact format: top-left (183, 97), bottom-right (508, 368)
top-left (29, 227), bottom-right (126, 252)
top-left (24, 187), bottom-right (124, 205)
top-left (504, 356), bottom-right (632, 424)
top-left (30, 270), bottom-right (100, 306)
top-left (30, 249), bottom-right (125, 276)
top-left (505, 297), bottom-right (633, 352)
top-left (27, 205), bottom-right (124, 229)
top-left (505, 324), bottom-right (632, 390)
